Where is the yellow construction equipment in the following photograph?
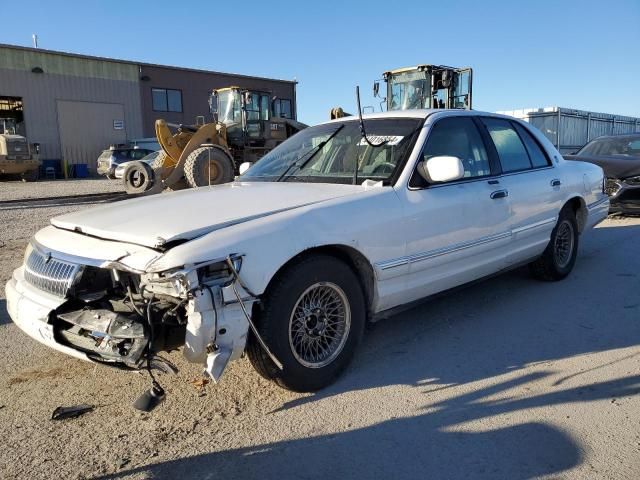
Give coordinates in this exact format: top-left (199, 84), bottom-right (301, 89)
top-left (0, 118), bottom-right (40, 181)
top-left (124, 86), bottom-right (307, 195)
top-left (330, 64), bottom-right (473, 119)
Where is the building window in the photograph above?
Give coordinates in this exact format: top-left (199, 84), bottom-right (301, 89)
top-left (152, 88), bottom-right (182, 112)
top-left (272, 98), bottom-right (292, 119)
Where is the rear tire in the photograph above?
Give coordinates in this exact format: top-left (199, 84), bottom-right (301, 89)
top-left (184, 146), bottom-right (234, 188)
top-left (529, 205), bottom-right (579, 281)
top-left (247, 255), bottom-right (366, 392)
top-left (123, 161), bottom-right (154, 194)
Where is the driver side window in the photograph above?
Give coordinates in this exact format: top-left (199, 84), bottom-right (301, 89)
top-left (411, 117), bottom-right (490, 187)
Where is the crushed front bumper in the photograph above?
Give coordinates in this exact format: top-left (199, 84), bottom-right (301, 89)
top-left (6, 263), bottom-right (254, 382)
top-left (5, 268), bottom-right (90, 362)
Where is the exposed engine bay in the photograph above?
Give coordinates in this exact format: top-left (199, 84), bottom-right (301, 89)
top-left (52, 265), bottom-right (188, 372)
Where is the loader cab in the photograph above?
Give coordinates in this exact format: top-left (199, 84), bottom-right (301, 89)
top-left (0, 118), bottom-right (17, 135)
top-left (209, 87), bottom-right (271, 147)
top-left (381, 65), bottom-right (472, 111)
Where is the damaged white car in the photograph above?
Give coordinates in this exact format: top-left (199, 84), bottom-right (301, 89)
top-left (6, 110), bottom-right (609, 398)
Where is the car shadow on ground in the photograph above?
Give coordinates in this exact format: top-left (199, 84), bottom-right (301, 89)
top-left (96, 222), bottom-right (640, 479)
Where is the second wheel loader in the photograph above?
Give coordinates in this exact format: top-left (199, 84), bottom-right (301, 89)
top-left (124, 86), bottom-right (307, 195)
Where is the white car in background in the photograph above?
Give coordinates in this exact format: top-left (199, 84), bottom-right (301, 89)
top-left (5, 110), bottom-right (608, 395)
top-left (114, 150), bottom-right (160, 179)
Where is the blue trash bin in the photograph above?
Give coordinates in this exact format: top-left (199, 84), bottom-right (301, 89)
top-left (75, 163), bottom-right (89, 178)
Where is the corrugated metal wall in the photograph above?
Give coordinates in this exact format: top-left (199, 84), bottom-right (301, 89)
top-left (497, 107), bottom-right (640, 154)
top-left (57, 101), bottom-right (128, 167)
top-left (0, 47), bottom-right (143, 163)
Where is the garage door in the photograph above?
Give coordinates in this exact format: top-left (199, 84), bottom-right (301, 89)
top-left (57, 100), bottom-right (127, 172)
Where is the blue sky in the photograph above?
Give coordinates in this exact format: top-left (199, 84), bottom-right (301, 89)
top-left (2, 0), bottom-right (639, 125)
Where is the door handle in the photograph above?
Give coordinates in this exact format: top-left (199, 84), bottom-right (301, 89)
top-left (490, 189), bottom-right (509, 199)
top-left (551, 179), bottom-right (561, 187)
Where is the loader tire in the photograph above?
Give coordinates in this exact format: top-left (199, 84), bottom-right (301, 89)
top-left (184, 146), bottom-right (234, 188)
top-left (123, 161), bottom-right (154, 194)
top-left (21, 169), bottom-right (39, 182)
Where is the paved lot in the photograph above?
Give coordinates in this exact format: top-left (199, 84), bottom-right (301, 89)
top-left (0, 202), bottom-right (638, 480)
top-left (0, 178), bottom-right (123, 202)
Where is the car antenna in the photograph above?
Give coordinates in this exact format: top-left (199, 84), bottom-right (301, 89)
top-left (354, 86), bottom-right (387, 185)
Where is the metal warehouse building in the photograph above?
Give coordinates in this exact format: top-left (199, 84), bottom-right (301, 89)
top-left (0, 43), bottom-right (297, 174)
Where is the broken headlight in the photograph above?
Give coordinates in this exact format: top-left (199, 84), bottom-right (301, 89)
top-left (197, 256), bottom-right (242, 287)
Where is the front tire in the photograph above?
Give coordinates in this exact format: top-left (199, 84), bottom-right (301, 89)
top-left (247, 255), bottom-right (366, 392)
top-left (529, 205), bottom-right (579, 281)
top-left (21, 169), bottom-right (39, 182)
top-left (184, 146), bottom-right (234, 188)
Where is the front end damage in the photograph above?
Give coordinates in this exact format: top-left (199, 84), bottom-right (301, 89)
top-left (8, 240), bottom-right (260, 385)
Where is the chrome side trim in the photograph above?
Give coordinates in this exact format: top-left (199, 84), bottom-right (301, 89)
top-left (376, 230), bottom-right (512, 271)
top-left (376, 257), bottom-right (410, 271)
top-left (512, 217), bottom-right (557, 234)
top-left (587, 196), bottom-right (609, 210)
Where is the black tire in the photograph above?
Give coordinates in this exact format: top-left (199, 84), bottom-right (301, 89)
top-left (183, 146), bottom-right (234, 188)
top-left (529, 205), bottom-right (579, 281)
top-left (123, 161), bottom-right (155, 194)
top-left (247, 255), bottom-right (366, 392)
top-left (21, 169), bottom-right (39, 182)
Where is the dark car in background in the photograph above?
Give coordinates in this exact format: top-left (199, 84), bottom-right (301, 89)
top-left (96, 146), bottom-right (154, 179)
top-left (565, 133), bottom-right (640, 214)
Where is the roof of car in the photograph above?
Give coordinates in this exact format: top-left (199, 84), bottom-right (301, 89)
top-left (321, 109), bottom-right (513, 125)
top-left (590, 133), bottom-right (640, 141)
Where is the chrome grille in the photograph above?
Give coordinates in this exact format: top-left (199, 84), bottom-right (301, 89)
top-left (605, 179), bottom-right (621, 197)
top-left (24, 248), bottom-right (80, 298)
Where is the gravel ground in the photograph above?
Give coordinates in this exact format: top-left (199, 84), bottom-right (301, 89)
top-left (0, 178), bottom-right (123, 202)
top-left (0, 205), bottom-right (638, 480)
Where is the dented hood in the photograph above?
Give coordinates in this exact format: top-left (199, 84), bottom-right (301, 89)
top-left (51, 182), bottom-right (364, 249)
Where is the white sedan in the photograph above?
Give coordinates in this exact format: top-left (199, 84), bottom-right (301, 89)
top-left (113, 150), bottom-right (160, 179)
top-left (5, 110), bottom-right (609, 394)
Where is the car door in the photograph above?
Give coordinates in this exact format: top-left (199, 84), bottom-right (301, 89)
top-left (394, 116), bottom-right (512, 305)
top-left (479, 118), bottom-right (563, 266)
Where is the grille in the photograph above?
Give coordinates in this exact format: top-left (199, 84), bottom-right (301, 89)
top-left (24, 248), bottom-right (81, 298)
top-left (605, 179), bottom-right (621, 197)
top-left (7, 140), bottom-right (28, 156)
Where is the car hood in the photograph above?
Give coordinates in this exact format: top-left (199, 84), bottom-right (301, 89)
top-left (51, 181), bottom-right (366, 249)
top-left (564, 154), bottom-right (640, 179)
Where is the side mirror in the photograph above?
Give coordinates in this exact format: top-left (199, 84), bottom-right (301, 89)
top-left (238, 162), bottom-right (251, 175)
top-left (417, 156), bottom-right (464, 183)
top-left (373, 81), bottom-right (380, 97)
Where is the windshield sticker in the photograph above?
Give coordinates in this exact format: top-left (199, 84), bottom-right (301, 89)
top-left (358, 135), bottom-right (404, 146)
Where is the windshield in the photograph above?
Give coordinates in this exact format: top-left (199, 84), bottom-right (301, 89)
top-left (242, 118), bottom-right (422, 185)
top-left (388, 71), bottom-right (428, 110)
top-left (217, 90), bottom-right (242, 126)
top-left (578, 136), bottom-right (640, 158)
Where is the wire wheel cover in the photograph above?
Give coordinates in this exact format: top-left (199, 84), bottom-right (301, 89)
top-left (554, 220), bottom-right (574, 268)
top-left (288, 282), bottom-right (351, 368)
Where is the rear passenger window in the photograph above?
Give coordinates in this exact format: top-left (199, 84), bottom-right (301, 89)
top-left (513, 123), bottom-right (550, 168)
top-left (412, 117), bottom-right (490, 187)
top-left (482, 118), bottom-right (532, 172)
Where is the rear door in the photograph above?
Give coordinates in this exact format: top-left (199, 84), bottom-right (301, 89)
top-left (393, 116), bottom-right (512, 306)
top-left (480, 117), bottom-right (562, 265)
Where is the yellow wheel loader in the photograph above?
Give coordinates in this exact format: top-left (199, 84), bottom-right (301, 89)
top-left (329, 64), bottom-right (473, 118)
top-left (123, 86), bottom-right (307, 195)
top-left (0, 118), bottom-right (41, 182)
top-left (377, 64), bottom-right (472, 111)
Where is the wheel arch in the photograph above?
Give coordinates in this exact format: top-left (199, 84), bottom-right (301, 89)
top-left (257, 244), bottom-right (377, 320)
top-left (564, 196), bottom-right (588, 233)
